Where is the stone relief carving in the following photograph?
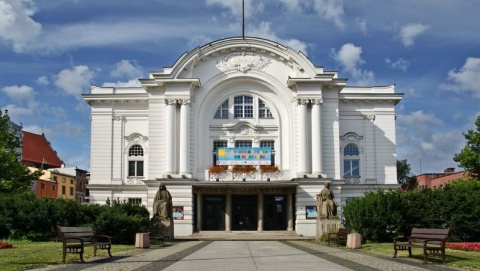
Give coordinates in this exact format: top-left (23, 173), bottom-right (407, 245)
top-left (165, 99), bottom-right (177, 105)
top-left (112, 115), bottom-right (125, 121)
top-left (216, 52), bottom-right (271, 73)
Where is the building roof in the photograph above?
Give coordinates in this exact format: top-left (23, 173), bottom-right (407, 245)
top-left (22, 131), bottom-right (63, 169)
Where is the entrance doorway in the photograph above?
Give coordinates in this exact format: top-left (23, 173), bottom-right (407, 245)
top-left (232, 195), bottom-right (257, 231)
top-left (203, 195), bottom-right (225, 231)
top-left (263, 195), bottom-right (287, 230)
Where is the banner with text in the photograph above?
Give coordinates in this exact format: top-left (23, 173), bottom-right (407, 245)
top-left (217, 147), bottom-right (271, 165)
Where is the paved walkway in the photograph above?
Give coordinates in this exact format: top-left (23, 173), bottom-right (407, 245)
top-left (33, 241), bottom-right (461, 271)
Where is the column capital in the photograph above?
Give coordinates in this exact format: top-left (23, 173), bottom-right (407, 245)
top-left (179, 99), bottom-right (191, 105)
top-left (311, 98), bottom-right (323, 105)
top-left (296, 98), bottom-right (310, 105)
top-left (165, 99), bottom-right (177, 105)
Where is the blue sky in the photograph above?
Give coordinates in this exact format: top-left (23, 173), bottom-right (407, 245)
top-left (1, 0), bottom-right (479, 174)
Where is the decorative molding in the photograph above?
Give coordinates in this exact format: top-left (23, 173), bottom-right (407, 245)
top-left (340, 132), bottom-right (363, 143)
top-left (180, 99), bottom-right (191, 105)
top-left (112, 115), bottom-right (125, 121)
top-left (296, 98), bottom-right (310, 105)
top-left (125, 133), bottom-right (149, 145)
top-left (216, 52), bottom-right (271, 73)
top-left (125, 177), bottom-right (145, 185)
top-left (363, 114), bottom-right (375, 121)
top-left (311, 98), bottom-right (323, 105)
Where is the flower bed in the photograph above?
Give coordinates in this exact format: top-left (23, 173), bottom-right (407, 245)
top-left (0, 241), bottom-right (13, 249)
top-left (446, 242), bottom-right (480, 252)
top-left (259, 164), bottom-right (279, 174)
top-left (232, 165), bottom-right (257, 174)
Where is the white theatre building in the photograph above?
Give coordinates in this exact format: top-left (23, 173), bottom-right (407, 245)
top-left (83, 37), bottom-right (403, 237)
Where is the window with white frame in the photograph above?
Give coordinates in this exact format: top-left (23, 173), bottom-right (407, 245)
top-left (343, 143), bottom-right (360, 177)
top-left (260, 140), bottom-right (275, 164)
top-left (259, 99), bottom-right (273, 118)
top-left (128, 144), bottom-right (144, 177)
top-left (234, 95), bottom-right (253, 118)
top-left (214, 99), bottom-right (229, 119)
top-left (235, 140), bottom-right (252, 148)
top-left (212, 140), bottom-right (228, 164)
top-left (128, 198), bottom-right (142, 205)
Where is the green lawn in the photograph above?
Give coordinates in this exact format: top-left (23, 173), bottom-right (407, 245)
top-left (360, 242), bottom-right (480, 270)
top-left (0, 240), bottom-right (136, 271)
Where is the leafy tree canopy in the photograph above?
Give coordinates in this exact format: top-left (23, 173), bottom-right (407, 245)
top-left (454, 115), bottom-right (480, 178)
top-left (0, 110), bottom-right (41, 194)
top-left (397, 159), bottom-right (412, 184)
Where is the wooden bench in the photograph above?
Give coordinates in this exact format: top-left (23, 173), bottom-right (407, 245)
top-left (327, 227), bottom-right (351, 245)
top-left (149, 231), bottom-right (165, 246)
top-left (57, 226), bottom-right (112, 263)
top-left (393, 228), bottom-right (451, 264)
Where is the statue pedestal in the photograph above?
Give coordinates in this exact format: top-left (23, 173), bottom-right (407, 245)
top-left (346, 233), bottom-right (362, 249)
top-left (161, 218), bottom-right (174, 240)
top-left (316, 217), bottom-right (341, 240)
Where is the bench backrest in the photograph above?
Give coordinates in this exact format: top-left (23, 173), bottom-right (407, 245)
top-left (57, 226), bottom-right (95, 241)
top-left (410, 228), bottom-right (451, 244)
top-left (338, 227), bottom-right (351, 235)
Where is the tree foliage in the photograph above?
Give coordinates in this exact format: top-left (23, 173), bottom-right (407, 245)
top-left (0, 195), bottom-right (150, 244)
top-left (396, 159), bottom-right (412, 184)
top-left (343, 180), bottom-right (480, 242)
top-left (454, 115), bottom-right (480, 178)
top-left (0, 110), bottom-right (41, 194)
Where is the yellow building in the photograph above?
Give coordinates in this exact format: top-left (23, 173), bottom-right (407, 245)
top-left (51, 170), bottom-right (76, 200)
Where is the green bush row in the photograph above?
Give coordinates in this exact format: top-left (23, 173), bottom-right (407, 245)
top-left (0, 193), bottom-right (150, 244)
top-left (343, 179), bottom-right (480, 242)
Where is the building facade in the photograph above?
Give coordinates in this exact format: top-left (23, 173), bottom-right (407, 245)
top-left (84, 37), bottom-right (402, 237)
top-left (417, 168), bottom-right (467, 189)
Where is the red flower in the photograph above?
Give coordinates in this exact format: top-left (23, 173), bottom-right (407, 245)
top-left (208, 165), bottom-right (228, 174)
top-left (0, 241), bottom-right (13, 249)
top-left (260, 164), bottom-right (279, 173)
top-left (446, 242), bottom-right (480, 252)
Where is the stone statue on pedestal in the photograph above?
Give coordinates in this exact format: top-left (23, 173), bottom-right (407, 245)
top-left (316, 182), bottom-right (338, 219)
top-left (316, 182), bottom-right (340, 239)
top-left (152, 183), bottom-right (174, 240)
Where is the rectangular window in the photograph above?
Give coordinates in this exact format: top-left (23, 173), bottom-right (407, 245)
top-left (128, 198), bottom-right (142, 205)
top-left (213, 140), bottom-right (228, 164)
top-left (137, 161), bottom-right (144, 176)
top-left (260, 140), bottom-right (275, 165)
top-left (235, 140), bottom-right (252, 148)
top-left (52, 185), bottom-right (55, 191)
top-left (53, 176), bottom-right (57, 182)
top-left (70, 179), bottom-right (74, 184)
top-left (62, 186), bottom-right (66, 195)
top-left (70, 187), bottom-right (74, 196)
top-left (41, 183), bottom-right (45, 189)
top-left (344, 160), bottom-right (360, 176)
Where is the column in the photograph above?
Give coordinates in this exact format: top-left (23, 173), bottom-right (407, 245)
top-left (196, 192), bottom-right (202, 231)
top-left (226, 193), bottom-right (232, 232)
top-left (287, 192), bottom-right (294, 231)
top-left (311, 99), bottom-right (323, 175)
top-left (165, 99), bottom-right (176, 173)
top-left (179, 99), bottom-right (191, 174)
top-left (297, 99), bottom-right (309, 174)
top-left (257, 193), bottom-right (263, 232)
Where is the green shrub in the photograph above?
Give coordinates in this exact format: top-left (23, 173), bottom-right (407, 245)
top-left (343, 179), bottom-right (480, 243)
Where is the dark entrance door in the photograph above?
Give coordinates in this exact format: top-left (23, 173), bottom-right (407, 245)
top-left (263, 195), bottom-right (287, 231)
top-left (203, 195), bottom-right (225, 231)
top-left (232, 195), bottom-right (257, 231)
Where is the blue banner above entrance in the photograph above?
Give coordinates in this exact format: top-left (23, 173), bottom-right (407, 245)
top-left (217, 147), bottom-right (271, 165)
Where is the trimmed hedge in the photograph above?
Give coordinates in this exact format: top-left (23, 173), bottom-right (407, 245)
top-left (343, 179), bottom-right (480, 242)
top-left (0, 193), bottom-right (150, 244)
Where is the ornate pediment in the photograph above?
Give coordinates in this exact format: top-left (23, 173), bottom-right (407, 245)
top-left (340, 132), bottom-right (363, 143)
top-left (216, 52), bottom-right (271, 73)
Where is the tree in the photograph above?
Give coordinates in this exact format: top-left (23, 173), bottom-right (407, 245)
top-left (397, 159), bottom-right (412, 184)
top-left (401, 176), bottom-right (418, 191)
top-left (453, 115), bottom-right (480, 178)
top-left (0, 110), bottom-right (41, 194)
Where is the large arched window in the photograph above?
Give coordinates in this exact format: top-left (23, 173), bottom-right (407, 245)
top-left (128, 144), bottom-right (144, 177)
top-left (343, 143), bottom-right (360, 177)
top-left (259, 99), bottom-right (273, 118)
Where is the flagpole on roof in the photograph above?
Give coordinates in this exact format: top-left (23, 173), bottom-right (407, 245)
top-left (242, 0), bottom-right (245, 39)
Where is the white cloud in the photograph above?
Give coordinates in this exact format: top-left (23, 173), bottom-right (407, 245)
top-left (206, 0), bottom-right (264, 17)
top-left (54, 65), bottom-right (96, 99)
top-left (1, 104), bottom-right (34, 120)
top-left (36, 76), bottom-right (50, 85)
top-left (312, 0), bottom-right (345, 29)
top-left (54, 122), bottom-right (86, 138)
top-left (249, 21), bottom-right (309, 55)
top-left (102, 79), bottom-right (141, 88)
top-left (404, 88), bottom-right (422, 98)
top-left (0, 0), bottom-right (42, 53)
top-left (355, 18), bottom-right (367, 34)
top-left (440, 57), bottom-right (480, 98)
top-left (1, 85), bottom-right (34, 102)
top-left (110, 60), bottom-right (143, 79)
top-left (279, 0), bottom-right (303, 13)
top-left (396, 111), bottom-right (464, 174)
top-left (399, 23), bottom-right (429, 47)
top-left (331, 43), bottom-right (374, 85)
top-left (22, 124), bottom-right (53, 137)
top-left (385, 58), bottom-right (411, 72)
